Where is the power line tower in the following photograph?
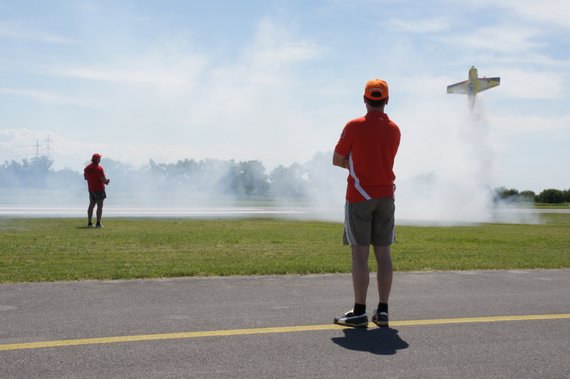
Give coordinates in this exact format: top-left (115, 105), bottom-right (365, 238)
top-left (34, 139), bottom-right (41, 159)
top-left (32, 135), bottom-right (54, 160)
top-left (44, 134), bottom-right (53, 158)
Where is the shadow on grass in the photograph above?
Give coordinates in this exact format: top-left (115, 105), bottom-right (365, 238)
top-left (331, 327), bottom-right (409, 355)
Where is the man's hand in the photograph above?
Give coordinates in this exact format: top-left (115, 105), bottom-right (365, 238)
top-left (332, 151), bottom-right (349, 169)
top-left (105, 179), bottom-right (110, 185)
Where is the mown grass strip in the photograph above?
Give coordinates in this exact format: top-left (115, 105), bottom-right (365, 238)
top-left (0, 214), bottom-right (569, 283)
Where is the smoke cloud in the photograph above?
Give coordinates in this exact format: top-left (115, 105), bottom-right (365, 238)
top-left (0, 96), bottom-right (542, 225)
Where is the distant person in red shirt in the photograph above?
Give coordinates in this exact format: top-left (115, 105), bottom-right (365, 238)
top-left (332, 78), bottom-right (401, 328)
top-left (84, 153), bottom-right (110, 228)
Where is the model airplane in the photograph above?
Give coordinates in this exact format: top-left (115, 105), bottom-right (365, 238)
top-left (447, 66), bottom-right (500, 112)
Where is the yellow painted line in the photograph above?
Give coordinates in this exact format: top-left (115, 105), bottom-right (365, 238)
top-left (392, 313), bottom-right (570, 326)
top-left (1, 313), bottom-right (569, 352)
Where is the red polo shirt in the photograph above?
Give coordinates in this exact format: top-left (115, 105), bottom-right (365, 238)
top-left (334, 111), bottom-right (400, 203)
top-left (84, 163), bottom-right (107, 192)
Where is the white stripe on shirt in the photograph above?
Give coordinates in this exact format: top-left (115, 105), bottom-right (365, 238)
top-left (348, 153), bottom-right (371, 200)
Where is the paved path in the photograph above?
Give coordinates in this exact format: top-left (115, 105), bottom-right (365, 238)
top-left (1, 270), bottom-right (569, 378)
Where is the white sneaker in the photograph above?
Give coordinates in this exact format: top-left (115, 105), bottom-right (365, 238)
top-left (372, 309), bottom-right (389, 327)
top-left (333, 309), bottom-right (368, 328)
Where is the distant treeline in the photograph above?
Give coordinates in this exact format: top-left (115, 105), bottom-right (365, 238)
top-left (0, 154), bottom-right (334, 200)
top-left (1, 156), bottom-right (568, 204)
top-left (494, 187), bottom-right (570, 204)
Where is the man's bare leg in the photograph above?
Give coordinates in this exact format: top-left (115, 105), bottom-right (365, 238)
top-left (333, 245), bottom-right (371, 327)
top-left (87, 200), bottom-right (96, 225)
top-left (96, 199), bottom-right (104, 225)
top-left (374, 245), bottom-right (393, 304)
top-left (352, 245), bottom-right (370, 305)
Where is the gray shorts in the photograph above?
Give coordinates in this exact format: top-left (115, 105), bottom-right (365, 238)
top-left (89, 191), bottom-right (107, 202)
top-left (343, 198), bottom-right (395, 246)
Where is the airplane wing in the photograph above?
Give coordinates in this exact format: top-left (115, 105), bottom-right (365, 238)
top-left (477, 77), bottom-right (500, 92)
top-left (446, 80), bottom-right (468, 94)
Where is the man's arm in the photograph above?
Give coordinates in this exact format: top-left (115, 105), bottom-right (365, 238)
top-left (98, 168), bottom-right (110, 185)
top-left (332, 151), bottom-right (349, 169)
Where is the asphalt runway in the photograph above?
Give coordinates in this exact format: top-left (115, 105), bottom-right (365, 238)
top-left (1, 270), bottom-right (569, 378)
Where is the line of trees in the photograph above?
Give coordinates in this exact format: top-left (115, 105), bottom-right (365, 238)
top-left (1, 156), bottom-right (568, 204)
top-left (0, 156), bottom-right (78, 189)
top-left (494, 187), bottom-right (570, 204)
top-left (0, 154), bottom-right (333, 200)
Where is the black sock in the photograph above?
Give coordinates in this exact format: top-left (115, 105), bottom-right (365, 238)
top-left (378, 303), bottom-right (388, 314)
top-left (353, 303), bottom-right (366, 316)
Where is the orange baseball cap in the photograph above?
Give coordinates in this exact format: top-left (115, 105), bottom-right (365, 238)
top-left (364, 79), bottom-right (389, 100)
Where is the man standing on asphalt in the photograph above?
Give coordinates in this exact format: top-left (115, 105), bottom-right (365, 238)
top-left (84, 153), bottom-right (110, 228)
top-left (332, 78), bottom-right (401, 328)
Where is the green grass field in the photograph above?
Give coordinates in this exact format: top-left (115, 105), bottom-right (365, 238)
top-left (1, 214), bottom-right (569, 283)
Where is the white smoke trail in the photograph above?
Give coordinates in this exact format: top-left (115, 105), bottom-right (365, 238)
top-left (392, 95), bottom-right (541, 225)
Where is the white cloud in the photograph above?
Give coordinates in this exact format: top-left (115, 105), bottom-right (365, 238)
top-left (491, 113), bottom-right (570, 136)
top-left (53, 51), bottom-right (209, 89)
top-left (0, 21), bottom-right (76, 44)
top-left (0, 87), bottom-right (103, 107)
top-left (493, 68), bottom-right (564, 100)
top-left (157, 18), bottom-right (326, 166)
top-left (250, 19), bottom-right (319, 62)
top-left (389, 17), bottom-right (451, 33)
top-left (439, 23), bottom-right (542, 54)
top-left (1, 18), bottom-right (326, 170)
top-left (478, 0), bottom-right (570, 29)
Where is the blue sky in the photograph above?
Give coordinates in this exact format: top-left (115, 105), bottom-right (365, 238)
top-left (1, 0), bottom-right (569, 193)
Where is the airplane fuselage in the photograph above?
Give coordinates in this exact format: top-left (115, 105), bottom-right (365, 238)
top-left (447, 66), bottom-right (500, 113)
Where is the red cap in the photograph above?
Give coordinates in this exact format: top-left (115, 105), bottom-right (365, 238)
top-left (364, 79), bottom-right (389, 101)
top-left (91, 153), bottom-right (102, 162)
